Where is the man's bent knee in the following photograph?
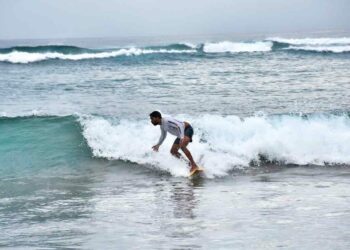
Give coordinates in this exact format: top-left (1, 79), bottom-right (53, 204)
top-left (180, 139), bottom-right (190, 150)
top-left (170, 147), bottom-right (179, 155)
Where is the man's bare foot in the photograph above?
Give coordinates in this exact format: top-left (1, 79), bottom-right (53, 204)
top-left (189, 165), bottom-right (198, 172)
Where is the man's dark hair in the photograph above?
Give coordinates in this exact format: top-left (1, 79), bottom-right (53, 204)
top-left (149, 111), bottom-right (162, 118)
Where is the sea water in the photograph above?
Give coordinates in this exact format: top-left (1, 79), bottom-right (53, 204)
top-left (1, 35), bottom-right (350, 249)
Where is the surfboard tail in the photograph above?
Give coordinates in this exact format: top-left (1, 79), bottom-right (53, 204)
top-left (188, 167), bottom-right (204, 178)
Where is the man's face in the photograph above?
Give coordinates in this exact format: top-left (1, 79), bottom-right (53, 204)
top-left (150, 116), bottom-right (160, 126)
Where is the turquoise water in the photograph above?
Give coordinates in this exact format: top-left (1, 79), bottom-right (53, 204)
top-left (1, 36), bottom-right (350, 249)
top-left (0, 116), bottom-right (90, 176)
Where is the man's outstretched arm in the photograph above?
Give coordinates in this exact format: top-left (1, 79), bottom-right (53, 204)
top-left (152, 128), bottom-right (167, 151)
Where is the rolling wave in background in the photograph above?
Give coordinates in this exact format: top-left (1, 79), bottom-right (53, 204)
top-left (202, 41), bottom-right (272, 53)
top-left (2, 113), bottom-right (350, 178)
top-left (1, 37), bottom-right (349, 64)
top-left (268, 37), bottom-right (350, 53)
top-left (0, 45), bottom-right (196, 64)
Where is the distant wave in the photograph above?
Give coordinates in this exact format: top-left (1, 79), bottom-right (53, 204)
top-left (0, 45), bottom-right (88, 55)
top-left (286, 45), bottom-right (350, 53)
top-left (156, 43), bottom-right (197, 50)
top-left (203, 41), bottom-right (273, 53)
top-left (1, 37), bottom-right (350, 63)
top-left (268, 37), bottom-right (350, 53)
top-left (0, 47), bottom-right (196, 64)
top-left (267, 37), bottom-right (350, 45)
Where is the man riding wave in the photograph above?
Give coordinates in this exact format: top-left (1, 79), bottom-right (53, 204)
top-left (150, 111), bottom-right (199, 172)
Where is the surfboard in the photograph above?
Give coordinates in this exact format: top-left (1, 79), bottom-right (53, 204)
top-left (188, 167), bottom-right (204, 178)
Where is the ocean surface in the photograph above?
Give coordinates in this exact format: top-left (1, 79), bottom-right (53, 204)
top-left (1, 35), bottom-right (350, 249)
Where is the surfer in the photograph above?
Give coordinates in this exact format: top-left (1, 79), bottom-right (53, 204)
top-left (150, 111), bottom-right (199, 172)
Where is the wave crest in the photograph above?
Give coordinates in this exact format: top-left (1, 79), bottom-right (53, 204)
top-left (203, 41), bottom-right (272, 53)
top-left (80, 114), bottom-right (350, 178)
top-left (0, 45), bottom-right (86, 54)
top-left (0, 47), bottom-right (196, 64)
top-left (268, 37), bottom-right (350, 53)
top-left (268, 37), bottom-right (350, 46)
top-left (1, 37), bottom-right (350, 64)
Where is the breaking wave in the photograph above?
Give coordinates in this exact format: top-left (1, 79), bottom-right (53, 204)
top-left (0, 47), bottom-right (196, 64)
top-left (79, 113), bottom-right (350, 178)
top-left (2, 113), bottom-right (350, 177)
top-left (1, 36), bottom-right (350, 64)
top-left (268, 37), bottom-right (350, 53)
top-left (268, 37), bottom-right (350, 46)
top-left (203, 41), bottom-right (273, 53)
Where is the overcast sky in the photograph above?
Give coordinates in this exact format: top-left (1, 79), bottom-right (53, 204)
top-left (0, 0), bottom-right (349, 40)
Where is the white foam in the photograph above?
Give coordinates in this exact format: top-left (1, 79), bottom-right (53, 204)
top-left (268, 37), bottom-right (350, 45)
top-left (80, 116), bottom-right (190, 177)
top-left (203, 41), bottom-right (272, 53)
top-left (0, 48), bottom-right (196, 64)
top-left (79, 114), bottom-right (350, 178)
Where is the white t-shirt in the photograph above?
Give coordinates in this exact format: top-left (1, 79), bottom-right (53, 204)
top-left (157, 117), bottom-right (185, 145)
